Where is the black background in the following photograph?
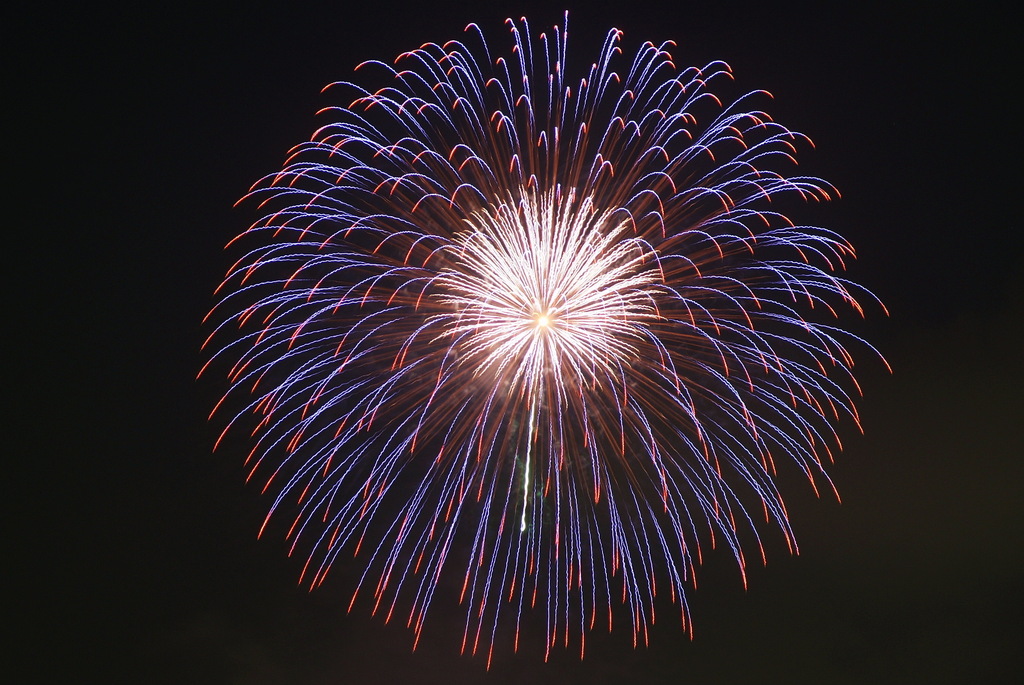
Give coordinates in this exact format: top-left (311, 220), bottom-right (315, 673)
top-left (18, 1), bottom-right (1020, 683)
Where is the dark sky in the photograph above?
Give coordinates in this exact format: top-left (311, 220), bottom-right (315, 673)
top-left (22, 1), bottom-right (1020, 683)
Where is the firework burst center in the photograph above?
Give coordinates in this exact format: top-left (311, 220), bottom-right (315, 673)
top-left (434, 188), bottom-right (662, 391)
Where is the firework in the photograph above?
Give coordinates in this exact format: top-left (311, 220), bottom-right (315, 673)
top-left (203, 14), bottom-right (885, 664)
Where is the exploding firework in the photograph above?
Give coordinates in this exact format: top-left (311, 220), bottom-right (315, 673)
top-left (203, 15), bottom-right (885, 663)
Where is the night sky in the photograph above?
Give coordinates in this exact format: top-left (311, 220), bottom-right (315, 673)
top-left (23, 1), bottom-right (1020, 683)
